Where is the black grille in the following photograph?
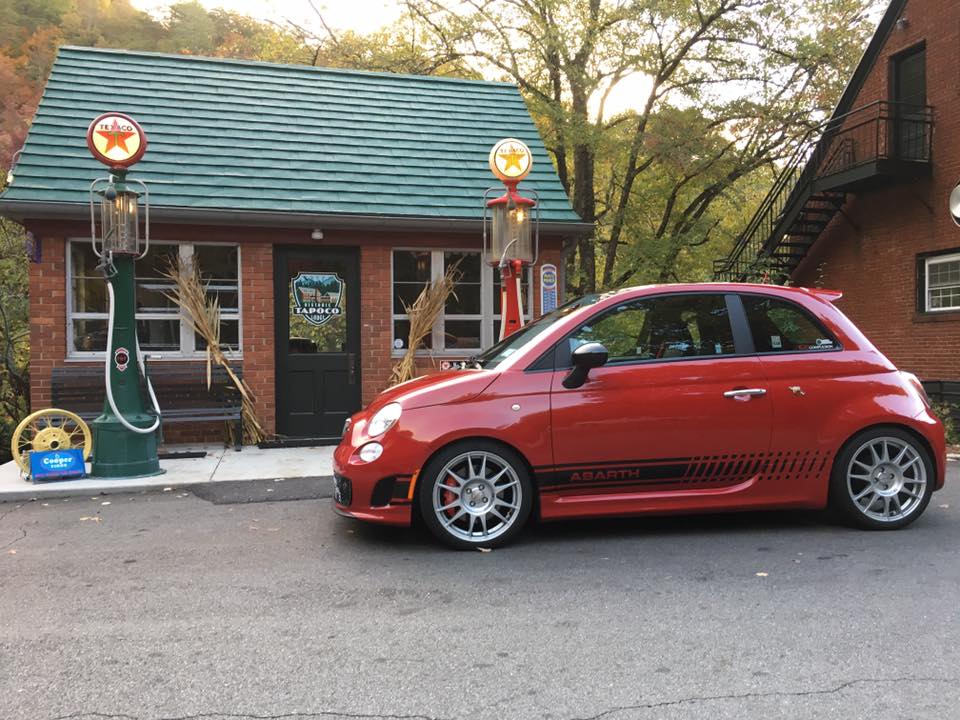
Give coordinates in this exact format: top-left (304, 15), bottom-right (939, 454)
top-left (370, 477), bottom-right (395, 507)
top-left (334, 474), bottom-right (352, 506)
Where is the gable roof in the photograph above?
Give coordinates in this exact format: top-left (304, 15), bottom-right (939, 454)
top-left (0, 46), bottom-right (585, 232)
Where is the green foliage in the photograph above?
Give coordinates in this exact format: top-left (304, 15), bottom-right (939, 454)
top-left (0, 217), bottom-right (29, 463)
top-left (932, 402), bottom-right (959, 446)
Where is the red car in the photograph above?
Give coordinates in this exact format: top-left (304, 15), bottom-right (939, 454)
top-left (334, 283), bottom-right (946, 549)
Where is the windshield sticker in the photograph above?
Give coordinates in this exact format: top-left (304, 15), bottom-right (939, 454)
top-left (770, 335), bottom-right (782, 349)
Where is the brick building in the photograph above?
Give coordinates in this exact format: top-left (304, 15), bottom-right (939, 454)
top-left (714, 0), bottom-right (959, 403)
top-left (0, 47), bottom-right (587, 441)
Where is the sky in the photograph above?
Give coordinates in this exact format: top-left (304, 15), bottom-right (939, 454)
top-left (131, 0), bottom-right (405, 35)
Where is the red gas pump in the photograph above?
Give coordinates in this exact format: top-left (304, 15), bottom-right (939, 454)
top-left (483, 138), bottom-right (539, 340)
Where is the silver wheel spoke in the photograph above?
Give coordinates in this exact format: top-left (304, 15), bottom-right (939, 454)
top-left (900, 456), bottom-right (920, 471)
top-left (480, 513), bottom-right (488, 536)
top-left (491, 508), bottom-right (509, 523)
top-left (442, 509), bottom-right (465, 528)
top-left (853, 486), bottom-right (873, 501)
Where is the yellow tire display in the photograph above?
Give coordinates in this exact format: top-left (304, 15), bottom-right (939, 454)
top-left (10, 409), bottom-right (93, 473)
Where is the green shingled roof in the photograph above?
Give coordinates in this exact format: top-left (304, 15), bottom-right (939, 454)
top-left (1, 46), bottom-right (582, 226)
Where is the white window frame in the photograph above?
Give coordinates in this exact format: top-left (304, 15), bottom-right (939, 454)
top-left (924, 252), bottom-right (960, 312)
top-left (391, 248), bottom-right (533, 356)
top-left (66, 239), bottom-right (243, 360)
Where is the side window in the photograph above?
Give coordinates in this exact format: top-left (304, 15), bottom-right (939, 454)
top-left (741, 295), bottom-right (839, 353)
top-left (569, 294), bottom-right (736, 363)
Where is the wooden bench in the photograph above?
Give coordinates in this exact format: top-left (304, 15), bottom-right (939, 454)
top-left (51, 363), bottom-right (244, 450)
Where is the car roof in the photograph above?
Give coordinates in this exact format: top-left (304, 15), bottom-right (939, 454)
top-left (604, 282), bottom-right (842, 303)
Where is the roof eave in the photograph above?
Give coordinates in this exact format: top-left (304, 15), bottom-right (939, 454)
top-left (0, 200), bottom-right (593, 238)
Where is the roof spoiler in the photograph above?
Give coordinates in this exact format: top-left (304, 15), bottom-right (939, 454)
top-left (806, 288), bottom-right (843, 302)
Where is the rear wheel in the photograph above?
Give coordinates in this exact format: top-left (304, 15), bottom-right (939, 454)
top-left (418, 441), bottom-right (533, 550)
top-left (830, 427), bottom-right (934, 530)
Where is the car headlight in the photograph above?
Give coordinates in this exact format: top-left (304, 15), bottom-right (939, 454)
top-left (357, 442), bottom-right (383, 463)
top-left (367, 402), bottom-right (402, 437)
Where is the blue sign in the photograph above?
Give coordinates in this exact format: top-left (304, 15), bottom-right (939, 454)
top-left (29, 449), bottom-right (86, 481)
top-left (540, 263), bottom-right (558, 313)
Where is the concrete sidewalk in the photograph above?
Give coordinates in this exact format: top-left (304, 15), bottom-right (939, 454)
top-left (0, 444), bottom-right (335, 503)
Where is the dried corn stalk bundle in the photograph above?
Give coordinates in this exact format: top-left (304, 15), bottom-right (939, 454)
top-left (388, 262), bottom-right (461, 387)
top-left (163, 258), bottom-right (265, 444)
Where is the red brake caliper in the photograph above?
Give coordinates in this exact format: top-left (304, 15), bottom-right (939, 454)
top-left (442, 474), bottom-right (458, 518)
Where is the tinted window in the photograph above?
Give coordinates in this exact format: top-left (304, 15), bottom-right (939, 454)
top-left (569, 294), bottom-right (736, 363)
top-left (742, 295), bottom-right (838, 353)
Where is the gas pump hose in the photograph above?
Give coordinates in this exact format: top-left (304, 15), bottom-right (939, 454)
top-left (105, 280), bottom-right (161, 434)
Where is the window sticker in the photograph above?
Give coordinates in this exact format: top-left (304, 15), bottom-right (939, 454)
top-left (715, 342), bottom-right (722, 355)
top-left (770, 335), bottom-right (782, 349)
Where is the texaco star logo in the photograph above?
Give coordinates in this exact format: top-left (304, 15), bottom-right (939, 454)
top-left (489, 138), bottom-right (533, 182)
top-left (86, 112), bottom-right (147, 168)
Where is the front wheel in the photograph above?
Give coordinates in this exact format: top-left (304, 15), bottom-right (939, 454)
top-left (830, 427), bottom-right (934, 530)
top-left (418, 441), bottom-right (533, 550)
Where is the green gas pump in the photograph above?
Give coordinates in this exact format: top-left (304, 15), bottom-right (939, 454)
top-left (86, 112), bottom-right (163, 478)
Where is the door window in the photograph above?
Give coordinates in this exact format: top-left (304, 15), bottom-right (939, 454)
top-left (741, 295), bottom-right (838, 353)
top-left (568, 294), bottom-right (736, 363)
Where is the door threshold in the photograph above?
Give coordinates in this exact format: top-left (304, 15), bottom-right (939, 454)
top-left (259, 436), bottom-right (342, 449)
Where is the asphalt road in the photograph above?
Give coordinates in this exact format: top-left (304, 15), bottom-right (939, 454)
top-left (2, 465), bottom-right (958, 720)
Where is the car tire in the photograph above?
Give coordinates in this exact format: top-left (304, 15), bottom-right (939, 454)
top-left (829, 426), bottom-right (935, 530)
top-left (418, 440), bottom-right (533, 550)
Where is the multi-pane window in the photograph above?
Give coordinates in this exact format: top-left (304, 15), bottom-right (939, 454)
top-left (925, 253), bottom-right (960, 311)
top-left (392, 249), bottom-right (533, 353)
top-left (67, 240), bottom-right (241, 356)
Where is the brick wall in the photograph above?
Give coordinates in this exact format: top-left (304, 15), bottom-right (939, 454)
top-left (360, 244), bottom-right (393, 404)
top-left (794, 0), bottom-right (960, 382)
top-left (29, 236), bottom-right (67, 411)
top-left (240, 243), bottom-right (276, 436)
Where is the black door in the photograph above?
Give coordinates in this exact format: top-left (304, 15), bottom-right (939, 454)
top-left (275, 246), bottom-right (361, 439)
top-left (891, 45), bottom-right (927, 160)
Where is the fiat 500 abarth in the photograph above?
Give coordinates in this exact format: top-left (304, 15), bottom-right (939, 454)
top-left (334, 283), bottom-right (946, 549)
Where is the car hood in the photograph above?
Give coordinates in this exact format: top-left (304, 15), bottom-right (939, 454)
top-left (373, 369), bottom-right (499, 411)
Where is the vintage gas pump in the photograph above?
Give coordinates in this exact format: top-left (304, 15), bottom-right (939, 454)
top-left (86, 112), bottom-right (163, 477)
top-left (484, 138), bottom-right (539, 340)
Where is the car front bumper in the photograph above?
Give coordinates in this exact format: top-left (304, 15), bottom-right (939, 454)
top-left (331, 433), bottom-right (420, 527)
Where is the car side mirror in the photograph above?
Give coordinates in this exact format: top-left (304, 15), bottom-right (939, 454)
top-left (562, 342), bottom-right (608, 389)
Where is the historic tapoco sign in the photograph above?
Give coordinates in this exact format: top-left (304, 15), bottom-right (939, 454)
top-left (291, 272), bottom-right (344, 326)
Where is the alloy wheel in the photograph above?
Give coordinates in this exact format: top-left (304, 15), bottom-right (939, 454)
top-left (432, 451), bottom-right (523, 543)
top-left (846, 436), bottom-right (927, 523)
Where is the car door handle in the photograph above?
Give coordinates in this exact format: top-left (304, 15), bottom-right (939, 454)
top-left (723, 388), bottom-right (767, 398)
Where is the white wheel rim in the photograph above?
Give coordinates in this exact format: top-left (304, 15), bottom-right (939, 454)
top-left (846, 436), bottom-right (927, 523)
top-left (432, 451), bottom-right (522, 543)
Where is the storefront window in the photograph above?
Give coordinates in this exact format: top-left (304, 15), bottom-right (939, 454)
top-left (67, 240), bottom-right (241, 356)
top-left (392, 249), bottom-right (532, 353)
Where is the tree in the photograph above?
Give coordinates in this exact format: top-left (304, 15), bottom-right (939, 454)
top-left (0, 217), bottom-right (29, 462)
top-left (405, 0), bottom-right (882, 292)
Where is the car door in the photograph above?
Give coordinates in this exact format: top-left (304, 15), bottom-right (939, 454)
top-left (736, 292), bottom-right (851, 501)
top-left (544, 292), bottom-right (772, 513)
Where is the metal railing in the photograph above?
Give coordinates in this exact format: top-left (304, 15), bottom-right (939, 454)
top-left (714, 101), bottom-right (933, 281)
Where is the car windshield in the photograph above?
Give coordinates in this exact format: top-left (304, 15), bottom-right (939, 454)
top-left (472, 294), bottom-right (601, 369)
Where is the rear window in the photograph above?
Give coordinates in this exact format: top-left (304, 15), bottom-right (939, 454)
top-left (741, 295), bottom-right (839, 353)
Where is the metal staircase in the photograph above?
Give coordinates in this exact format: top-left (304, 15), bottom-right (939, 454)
top-left (714, 101), bottom-right (933, 282)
